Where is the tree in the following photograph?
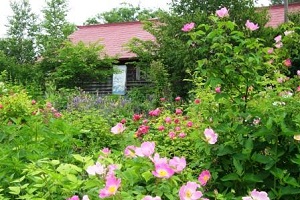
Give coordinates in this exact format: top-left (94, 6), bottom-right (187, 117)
top-left (84, 3), bottom-right (160, 25)
top-left (48, 41), bottom-right (116, 89)
top-left (5, 0), bottom-right (39, 64)
top-left (38, 0), bottom-right (76, 55)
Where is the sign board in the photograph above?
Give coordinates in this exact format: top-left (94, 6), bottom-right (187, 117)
top-left (112, 65), bottom-right (127, 95)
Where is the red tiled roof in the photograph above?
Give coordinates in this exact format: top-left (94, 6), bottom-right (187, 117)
top-left (69, 21), bottom-right (155, 59)
top-left (266, 2), bottom-right (300, 27)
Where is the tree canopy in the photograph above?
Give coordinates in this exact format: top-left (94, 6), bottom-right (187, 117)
top-left (84, 3), bottom-right (161, 25)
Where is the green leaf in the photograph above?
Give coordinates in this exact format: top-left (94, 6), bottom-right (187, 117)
top-left (233, 157), bottom-right (243, 176)
top-left (142, 171), bottom-right (153, 182)
top-left (281, 186), bottom-right (300, 196)
top-left (221, 173), bottom-right (240, 181)
top-left (283, 176), bottom-right (300, 187)
top-left (243, 173), bottom-right (263, 183)
top-left (251, 153), bottom-right (273, 164)
top-left (72, 154), bottom-right (92, 163)
top-left (8, 186), bottom-right (20, 195)
top-left (11, 175), bottom-right (25, 183)
top-left (270, 167), bottom-right (285, 180)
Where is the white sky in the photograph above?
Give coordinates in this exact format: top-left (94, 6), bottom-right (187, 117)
top-left (0, 0), bottom-right (270, 37)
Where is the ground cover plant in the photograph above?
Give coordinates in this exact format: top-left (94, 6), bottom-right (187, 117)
top-left (1, 7), bottom-right (300, 200)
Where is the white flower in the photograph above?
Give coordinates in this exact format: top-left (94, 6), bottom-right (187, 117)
top-left (86, 162), bottom-right (106, 175)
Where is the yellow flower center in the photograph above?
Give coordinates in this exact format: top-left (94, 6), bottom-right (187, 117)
top-left (158, 170), bottom-right (168, 177)
top-left (186, 190), bottom-right (192, 198)
top-left (108, 186), bottom-right (117, 194)
top-left (203, 175), bottom-right (209, 182)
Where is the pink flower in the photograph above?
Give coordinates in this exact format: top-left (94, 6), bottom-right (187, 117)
top-left (133, 113), bottom-right (142, 121)
top-left (297, 70), bottom-right (300, 76)
top-left (194, 98), bottom-right (201, 104)
top-left (187, 121), bottom-right (193, 127)
top-left (111, 123), bottom-right (125, 134)
top-left (175, 108), bottom-right (183, 115)
top-left (283, 58), bottom-right (292, 67)
top-left (174, 118), bottom-right (180, 124)
top-left (124, 145), bottom-right (136, 158)
top-left (181, 23), bottom-right (195, 32)
top-left (274, 35), bottom-right (282, 43)
top-left (106, 164), bottom-right (119, 179)
top-left (53, 112), bottom-right (62, 118)
top-left (160, 97), bottom-right (166, 102)
top-left (175, 96), bottom-right (181, 101)
top-left (204, 128), bottom-right (218, 144)
top-left (253, 118), bottom-right (261, 125)
top-left (267, 48), bottom-right (274, 54)
top-left (179, 182), bottom-right (203, 200)
top-left (216, 7), bottom-right (229, 18)
top-left (99, 175), bottom-right (121, 198)
top-left (151, 153), bottom-right (168, 165)
top-left (215, 87), bottom-right (221, 93)
top-left (169, 131), bottom-right (176, 139)
top-left (102, 148), bottom-right (111, 155)
top-left (198, 170), bottom-right (211, 186)
top-left (165, 117), bottom-right (172, 123)
top-left (175, 126), bottom-right (181, 131)
top-left (31, 100), bottom-right (36, 105)
top-left (245, 20), bottom-right (259, 31)
top-left (275, 42), bottom-right (283, 48)
top-left (152, 163), bottom-right (175, 178)
top-left (158, 125), bottom-right (165, 131)
top-left (169, 156), bottom-right (186, 173)
top-left (135, 125), bottom-right (150, 137)
top-left (297, 86), bottom-right (300, 92)
top-left (179, 132), bottom-right (186, 138)
top-left (86, 162), bottom-right (105, 176)
top-left (242, 189), bottom-right (270, 200)
top-left (149, 108), bottom-right (161, 116)
top-left (67, 195), bottom-right (80, 200)
top-left (142, 195), bottom-right (162, 200)
top-left (120, 118), bottom-right (126, 124)
top-left (135, 141), bottom-right (155, 157)
top-left (277, 77), bottom-right (284, 83)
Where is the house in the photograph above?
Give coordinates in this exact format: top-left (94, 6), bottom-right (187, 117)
top-left (266, 2), bottom-right (300, 27)
top-left (68, 21), bottom-right (155, 95)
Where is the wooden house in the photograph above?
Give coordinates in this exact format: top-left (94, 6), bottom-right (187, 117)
top-left (68, 21), bottom-right (155, 95)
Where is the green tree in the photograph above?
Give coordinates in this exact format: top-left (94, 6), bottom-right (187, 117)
top-left (38, 0), bottom-right (76, 55)
top-left (5, 0), bottom-right (39, 64)
top-left (84, 3), bottom-right (160, 25)
top-left (44, 41), bottom-right (116, 89)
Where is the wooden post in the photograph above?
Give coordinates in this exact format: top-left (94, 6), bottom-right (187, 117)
top-left (284, 0), bottom-right (288, 23)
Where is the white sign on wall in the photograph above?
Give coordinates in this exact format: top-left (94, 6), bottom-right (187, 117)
top-left (112, 65), bottom-right (127, 95)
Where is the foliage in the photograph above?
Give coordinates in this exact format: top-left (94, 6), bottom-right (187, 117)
top-left (84, 3), bottom-right (161, 25)
top-left (289, 11), bottom-right (300, 26)
top-left (5, 0), bottom-right (39, 64)
top-left (39, 41), bottom-right (116, 89)
top-left (129, 0), bottom-right (268, 99)
top-left (184, 12), bottom-right (300, 199)
top-left (38, 0), bottom-right (76, 56)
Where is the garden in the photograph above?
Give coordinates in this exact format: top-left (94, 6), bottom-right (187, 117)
top-left (1, 4), bottom-right (300, 200)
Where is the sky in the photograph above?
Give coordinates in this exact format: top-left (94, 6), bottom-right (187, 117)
top-left (0, 0), bottom-right (271, 37)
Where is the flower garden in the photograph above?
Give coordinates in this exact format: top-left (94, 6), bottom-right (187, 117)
top-left (1, 7), bottom-right (300, 200)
